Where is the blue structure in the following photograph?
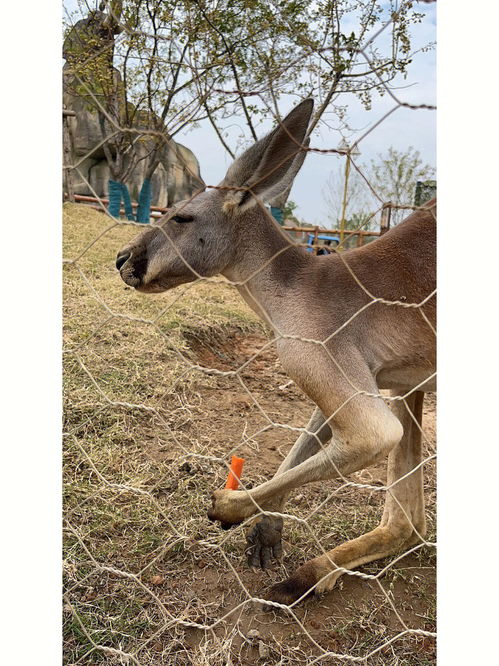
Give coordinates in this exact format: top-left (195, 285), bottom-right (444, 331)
top-left (136, 179), bottom-right (152, 223)
top-left (107, 180), bottom-right (135, 220)
top-left (121, 183), bottom-right (135, 220)
top-left (306, 232), bottom-right (340, 254)
top-left (270, 206), bottom-right (284, 225)
top-left (108, 180), bottom-right (123, 218)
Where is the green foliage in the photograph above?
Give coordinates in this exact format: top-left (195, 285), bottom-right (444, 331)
top-left (63, 0), bottom-right (431, 142)
top-left (282, 200), bottom-right (298, 219)
top-left (323, 145), bottom-right (435, 233)
top-left (63, 1), bottom-right (433, 196)
top-left (344, 210), bottom-right (373, 231)
top-left (366, 146), bottom-right (435, 224)
top-left (341, 212), bottom-right (377, 247)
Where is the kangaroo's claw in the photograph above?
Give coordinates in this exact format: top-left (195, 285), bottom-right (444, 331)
top-left (245, 515), bottom-right (283, 569)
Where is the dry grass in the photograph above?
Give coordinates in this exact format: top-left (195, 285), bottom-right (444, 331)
top-left (63, 203), bottom-right (436, 665)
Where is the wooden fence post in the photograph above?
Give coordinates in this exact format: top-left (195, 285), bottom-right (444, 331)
top-left (313, 226), bottom-right (319, 254)
top-left (63, 108), bottom-right (76, 203)
top-left (380, 202), bottom-right (392, 235)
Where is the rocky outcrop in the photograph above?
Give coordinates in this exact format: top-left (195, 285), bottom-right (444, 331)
top-left (63, 12), bottom-right (203, 207)
top-left (63, 81), bottom-right (203, 207)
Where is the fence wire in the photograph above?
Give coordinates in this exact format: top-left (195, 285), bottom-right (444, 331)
top-left (63, 3), bottom-right (436, 664)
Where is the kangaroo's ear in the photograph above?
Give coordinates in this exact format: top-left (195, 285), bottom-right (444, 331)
top-left (221, 99), bottom-right (313, 214)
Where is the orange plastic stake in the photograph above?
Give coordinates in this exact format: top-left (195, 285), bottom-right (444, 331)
top-left (225, 456), bottom-right (245, 490)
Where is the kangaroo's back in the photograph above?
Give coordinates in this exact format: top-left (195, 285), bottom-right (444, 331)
top-left (346, 198), bottom-right (436, 306)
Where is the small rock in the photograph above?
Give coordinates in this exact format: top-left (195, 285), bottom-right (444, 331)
top-left (150, 575), bottom-right (165, 585)
top-left (278, 380), bottom-right (293, 390)
top-left (258, 640), bottom-right (269, 659)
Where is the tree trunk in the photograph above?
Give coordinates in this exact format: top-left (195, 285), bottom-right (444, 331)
top-left (136, 179), bottom-right (152, 223)
top-left (62, 112), bottom-right (75, 202)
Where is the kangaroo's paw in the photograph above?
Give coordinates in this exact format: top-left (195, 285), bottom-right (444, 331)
top-left (245, 515), bottom-right (283, 569)
top-left (207, 489), bottom-right (253, 528)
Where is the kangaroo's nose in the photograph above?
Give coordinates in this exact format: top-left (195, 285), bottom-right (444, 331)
top-left (116, 250), bottom-right (131, 271)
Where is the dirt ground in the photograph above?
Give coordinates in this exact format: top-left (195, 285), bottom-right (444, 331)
top-left (165, 329), bottom-right (437, 665)
top-left (65, 326), bottom-right (436, 665)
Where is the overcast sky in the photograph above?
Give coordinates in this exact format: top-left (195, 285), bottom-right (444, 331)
top-left (64, 1), bottom-right (436, 225)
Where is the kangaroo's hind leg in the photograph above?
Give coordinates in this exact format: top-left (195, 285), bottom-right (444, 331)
top-left (268, 391), bottom-right (428, 605)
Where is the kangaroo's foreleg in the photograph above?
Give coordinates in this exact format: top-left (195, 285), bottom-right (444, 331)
top-left (268, 391), bottom-right (427, 605)
top-left (246, 407), bottom-right (332, 568)
top-left (208, 389), bottom-right (403, 526)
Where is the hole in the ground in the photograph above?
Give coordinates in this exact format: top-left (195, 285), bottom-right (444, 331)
top-left (183, 326), bottom-right (275, 372)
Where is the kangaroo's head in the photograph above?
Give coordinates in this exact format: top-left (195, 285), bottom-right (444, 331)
top-left (116, 99), bottom-right (313, 293)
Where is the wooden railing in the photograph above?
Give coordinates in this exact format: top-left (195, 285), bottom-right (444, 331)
top-left (283, 225), bottom-right (381, 248)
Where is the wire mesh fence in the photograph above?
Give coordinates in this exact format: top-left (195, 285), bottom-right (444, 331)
top-left (63, 2), bottom-right (436, 663)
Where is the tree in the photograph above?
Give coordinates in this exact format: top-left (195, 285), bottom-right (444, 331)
top-left (63, 0), bottom-right (433, 220)
top-left (63, 0), bottom-right (237, 219)
top-left (365, 146), bottom-right (435, 225)
top-left (322, 145), bottom-right (435, 237)
top-left (322, 164), bottom-right (376, 229)
top-left (63, 2), bottom-right (137, 217)
top-left (195, 0), bottom-right (433, 221)
top-left (282, 200), bottom-right (298, 220)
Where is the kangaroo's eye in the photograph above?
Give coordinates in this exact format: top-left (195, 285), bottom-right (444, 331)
top-left (171, 214), bottom-right (194, 223)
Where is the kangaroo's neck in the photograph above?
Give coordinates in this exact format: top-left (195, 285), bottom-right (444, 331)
top-left (222, 210), bottom-right (310, 328)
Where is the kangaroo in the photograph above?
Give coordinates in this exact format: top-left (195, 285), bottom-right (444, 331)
top-left (116, 99), bottom-right (436, 605)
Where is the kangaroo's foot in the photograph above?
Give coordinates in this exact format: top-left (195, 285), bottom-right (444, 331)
top-left (265, 523), bottom-right (423, 606)
top-left (245, 515), bottom-right (283, 569)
